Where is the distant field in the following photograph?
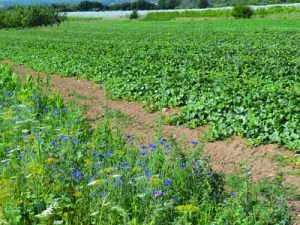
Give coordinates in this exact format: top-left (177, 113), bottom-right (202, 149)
top-left (1, 18), bottom-right (300, 151)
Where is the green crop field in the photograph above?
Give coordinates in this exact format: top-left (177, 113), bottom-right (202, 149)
top-left (1, 18), bottom-right (300, 151)
top-left (0, 16), bottom-right (300, 224)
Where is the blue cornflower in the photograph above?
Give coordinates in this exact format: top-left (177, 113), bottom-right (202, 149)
top-left (195, 159), bottom-right (201, 166)
top-left (140, 144), bottom-right (147, 150)
top-left (71, 170), bottom-right (83, 180)
top-left (137, 161), bottom-right (146, 167)
top-left (173, 197), bottom-right (179, 202)
top-left (141, 151), bottom-right (147, 156)
top-left (193, 168), bottom-right (199, 174)
top-left (164, 179), bottom-right (171, 187)
top-left (180, 163), bottom-right (187, 168)
top-left (126, 134), bottom-right (132, 139)
top-left (106, 151), bottom-right (113, 156)
top-left (89, 193), bottom-right (96, 197)
top-left (191, 140), bottom-right (199, 147)
top-left (164, 143), bottom-right (171, 149)
top-left (99, 192), bottom-right (106, 197)
top-left (50, 140), bottom-right (57, 146)
top-left (113, 181), bottom-right (122, 186)
top-left (6, 91), bottom-right (13, 98)
top-left (152, 190), bottom-right (166, 198)
top-left (159, 140), bottom-right (165, 145)
top-left (143, 168), bottom-right (151, 177)
top-left (207, 171), bottom-right (212, 177)
top-left (231, 192), bottom-right (237, 197)
top-left (149, 144), bottom-right (157, 151)
top-left (73, 138), bottom-right (80, 145)
top-left (123, 162), bottom-right (129, 166)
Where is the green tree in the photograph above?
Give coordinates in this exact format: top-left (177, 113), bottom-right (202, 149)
top-left (232, 3), bottom-right (253, 18)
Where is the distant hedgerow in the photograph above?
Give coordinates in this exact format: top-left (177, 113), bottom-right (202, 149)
top-left (0, 5), bottom-right (65, 28)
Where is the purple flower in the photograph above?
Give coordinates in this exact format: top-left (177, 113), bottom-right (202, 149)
top-left (152, 190), bottom-right (164, 198)
top-left (164, 179), bottom-right (171, 187)
top-left (140, 145), bottom-right (147, 150)
top-left (141, 151), bottom-right (147, 156)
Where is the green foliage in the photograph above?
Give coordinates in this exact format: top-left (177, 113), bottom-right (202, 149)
top-left (0, 64), bottom-right (291, 224)
top-left (129, 9), bottom-right (139, 19)
top-left (232, 3), bottom-right (254, 18)
top-left (0, 5), bottom-right (65, 28)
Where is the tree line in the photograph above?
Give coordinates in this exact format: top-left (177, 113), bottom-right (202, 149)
top-left (50, 0), bottom-right (300, 11)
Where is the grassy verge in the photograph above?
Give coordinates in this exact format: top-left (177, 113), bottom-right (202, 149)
top-left (143, 6), bottom-right (300, 21)
top-left (0, 64), bottom-right (292, 224)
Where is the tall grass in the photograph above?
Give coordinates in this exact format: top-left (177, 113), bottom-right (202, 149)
top-left (0, 64), bottom-right (291, 224)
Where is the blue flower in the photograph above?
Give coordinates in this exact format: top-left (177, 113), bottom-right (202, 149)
top-left (164, 179), bottom-right (171, 187)
top-left (141, 151), bottom-right (147, 156)
top-left (140, 144), bottom-right (147, 149)
top-left (89, 192), bottom-right (96, 197)
top-left (190, 140), bottom-right (199, 146)
top-left (195, 159), bottom-right (201, 166)
top-left (207, 171), bottom-right (212, 177)
top-left (126, 134), bottom-right (132, 139)
top-left (50, 140), bottom-right (57, 146)
top-left (164, 143), bottom-right (171, 149)
top-left (123, 162), bottom-right (129, 166)
top-left (106, 151), bottom-right (113, 156)
top-left (173, 197), bottom-right (179, 202)
top-left (6, 91), bottom-right (13, 98)
top-left (71, 170), bottom-right (83, 180)
top-left (143, 168), bottom-right (151, 177)
top-left (231, 192), bottom-right (237, 197)
top-left (180, 163), bottom-right (187, 168)
top-left (149, 144), bottom-right (157, 151)
top-left (159, 140), bottom-right (165, 145)
top-left (73, 138), bottom-right (80, 145)
top-left (113, 181), bottom-right (122, 186)
top-left (152, 190), bottom-right (166, 198)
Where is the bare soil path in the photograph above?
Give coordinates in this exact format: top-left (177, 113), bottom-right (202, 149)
top-left (2, 60), bottom-right (300, 223)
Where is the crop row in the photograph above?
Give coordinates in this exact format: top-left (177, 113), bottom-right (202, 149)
top-left (0, 19), bottom-right (300, 151)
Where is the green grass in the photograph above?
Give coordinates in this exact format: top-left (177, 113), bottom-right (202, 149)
top-left (0, 63), bottom-right (292, 224)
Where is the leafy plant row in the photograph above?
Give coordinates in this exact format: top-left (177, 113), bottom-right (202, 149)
top-left (0, 19), bottom-right (300, 151)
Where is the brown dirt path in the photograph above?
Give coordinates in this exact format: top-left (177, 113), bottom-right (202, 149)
top-left (2, 60), bottom-right (300, 223)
